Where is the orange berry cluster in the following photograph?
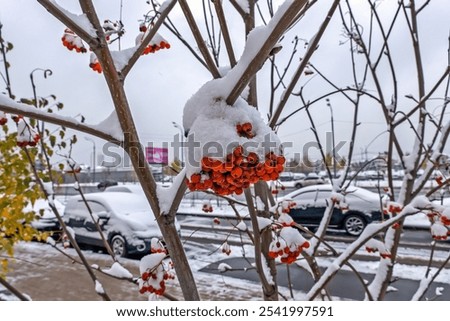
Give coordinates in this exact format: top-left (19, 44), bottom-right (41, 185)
top-left (364, 246), bottom-right (392, 259)
top-left (142, 41), bottom-right (171, 55)
top-left (236, 122), bottom-right (255, 139)
top-left (89, 58), bottom-right (102, 73)
top-left (139, 268), bottom-right (174, 296)
top-left (202, 202), bottom-right (213, 213)
top-left (213, 217), bottom-right (221, 225)
top-left (17, 133), bottom-right (40, 147)
top-left (431, 223), bottom-right (449, 241)
top-left (268, 237), bottom-right (310, 264)
top-left (441, 216), bottom-right (450, 226)
top-left (61, 29), bottom-right (87, 53)
top-left (150, 239), bottom-right (167, 254)
top-left (280, 201), bottom-right (297, 214)
top-left (186, 147), bottom-right (285, 196)
top-left (16, 119), bottom-right (40, 147)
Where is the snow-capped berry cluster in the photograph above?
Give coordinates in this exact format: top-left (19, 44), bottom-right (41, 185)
top-left (422, 208), bottom-right (450, 240)
top-left (184, 82), bottom-right (285, 196)
top-left (221, 241), bottom-right (231, 255)
top-left (278, 200), bottom-right (297, 214)
top-left (186, 150), bottom-right (285, 196)
top-left (150, 238), bottom-right (167, 254)
top-left (136, 31), bottom-right (170, 55)
top-left (277, 212), bottom-right (296, 227)
top-left (0, 111), bottom-right (7, 125)
top-left (364, 239), bottom-right (392, 259)
top-left (16, 119), bottom-right (40, 147)
top-left (61, 28), bottom-right (87, 53)
top-left (61, 19), bottom-right (169, 74)
top-left (213, 217), bottom-right (221, 225)
top-left (268, 227), bottom-right (310, 264)
top-left (431, 222), bottom-right (448, 240)
top-left (236, 122), bottom-right (255, 139)
top-left (89, 53), bottom-right (102, 73)
top-left (139, 253), bottom-right (174, 296)
top-left (202, 201), bottom-right (213, 213)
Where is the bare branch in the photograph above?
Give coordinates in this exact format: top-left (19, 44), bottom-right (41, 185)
top-left (213, 0), bottom-right (237, 67)
top-left (268, 0), bottom-right (340, 128)
top-left (178, 0), bottom-right (221, 78)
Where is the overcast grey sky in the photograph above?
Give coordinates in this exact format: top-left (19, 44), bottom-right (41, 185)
top-left (0, 0), bottom-right (449, 168)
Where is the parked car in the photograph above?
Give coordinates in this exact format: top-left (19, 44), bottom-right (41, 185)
top-left (293, 173), bottom-right (326, 189)
top-left (281, 185), bottom-right (382, 236)
top-left (63, 192), bottom-right (178, 257)
top-left (28, 198), bottom-right (65, 234)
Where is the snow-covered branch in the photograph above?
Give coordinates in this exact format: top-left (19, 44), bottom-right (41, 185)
top-left (225, 0), bottom-right (309, 105)
top-left (0, 94), bottom-right (122, 144)
top-left (37, 0), bottom-right (98, 47)
top-left (120, 0), bottom-right (177, 79)
top-left (306, 196), bottom-right (435, 300)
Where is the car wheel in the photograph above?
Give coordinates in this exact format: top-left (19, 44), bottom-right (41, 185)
top-left (111, 235), bottom-right (128, 258)
top-left (343, 215), bottom-right (366, 236)
top-left (295, 183), bottom-right (303, 189)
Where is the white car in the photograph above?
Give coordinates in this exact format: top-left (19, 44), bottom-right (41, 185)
top-left (63, 192), bottom-right (178, 257)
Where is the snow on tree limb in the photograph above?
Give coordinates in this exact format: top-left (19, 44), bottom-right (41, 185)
top-left (0, 94), bottom-right (122, 144)
top-left (225, 0), bottom-right (309, 105)
top-left (120, 0), bottom-right (177, 79)
top-left (306, 196), bottom-right (437, 300)
top-left (37, 0), bottom-right (98, 46)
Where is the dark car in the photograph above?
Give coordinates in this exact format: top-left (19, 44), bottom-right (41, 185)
top-left (63, 192), bottom-right (179, 257)
top-left (281, 185), bottom-right (382, 236)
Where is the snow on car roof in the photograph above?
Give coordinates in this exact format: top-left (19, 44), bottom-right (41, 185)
top-left (68, 192), bottom-right (152, 214)
top-left (284, 184), bottom-right (380, 200)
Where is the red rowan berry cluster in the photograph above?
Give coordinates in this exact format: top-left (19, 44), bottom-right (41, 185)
top-left (136, 30), bottom-right (170, 55)
top-left (202, 201), bottom-right (213, 213)
top-left (16, 119), bottom-right (40, 147)
top-left (423, 209), bottom-right (450, 240)
top-left (89, 53), bottom-right (102, 73)
top-left (61, 19), bottom-right (170, 73)
top-left (236, 122), bottom-right (255, 139)
top-left (139, 253), bottom-right (174, 296)
top-left (150, 238), bottom-right (167, 254)
top-left (364, 239), bottom-right (392, 259)
top-left (186, 145), bottom-right (285, 196)
top-left (268, 227), bottom-right (310, 264)
top-left (61, 28), bottom-right (87, 53)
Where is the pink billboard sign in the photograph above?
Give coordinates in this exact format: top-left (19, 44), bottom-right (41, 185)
top-left (146, 147), bottom-right (169, 165)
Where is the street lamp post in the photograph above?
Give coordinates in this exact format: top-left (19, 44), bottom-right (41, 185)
top-left (172, 121), bottom-right (184, 167)
top-left (85, 137), bottom-right (96, 183)
top-left (327, 99), bottom-right (337, 178)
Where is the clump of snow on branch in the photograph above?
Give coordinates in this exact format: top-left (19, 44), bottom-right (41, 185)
top-left (49, 0), bottom-right (97, 37)
top-left (92, 110), bottom-right (123, 142)
top-left (218, 262), bottom-right (232, 273)
top-left (183, 81), bottom-right (285, 196)
top-left (95, 280), bottom-right (105, 294)
top-left (103, 262), bottom-right (133, 279)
